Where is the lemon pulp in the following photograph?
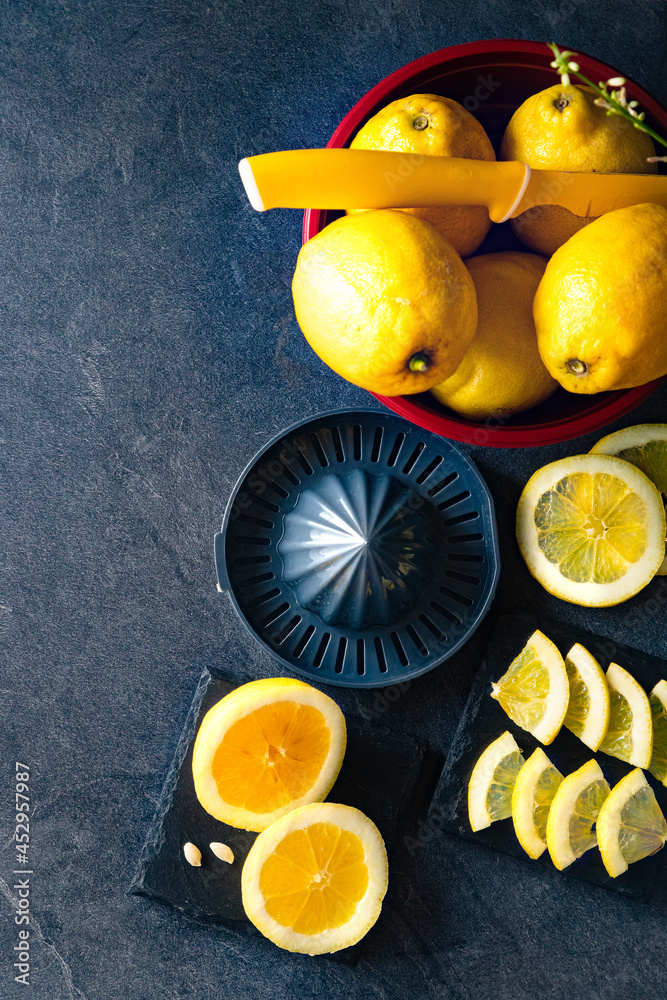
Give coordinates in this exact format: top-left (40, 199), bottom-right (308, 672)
top-left (618, 786), bottom-right (667, 866)
top-left (649, 680), bottom-right (667, 784)
top-left (260, 822), bottom-right (368, 934)
top-left (567, 779), bottom-right (610, 859)
top-left (534, 471), bottom-right (648, 584)
top-left (212, 703), bottom-right (330, 812)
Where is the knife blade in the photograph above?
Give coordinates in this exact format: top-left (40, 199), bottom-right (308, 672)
top-left (238, 149), bottom-right (667, 223)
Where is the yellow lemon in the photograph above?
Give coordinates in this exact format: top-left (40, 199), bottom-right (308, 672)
top-left (533, 204), bottom-right (667, 393)
top-left (598, 662), bottom-right (653, 769)
top-left (511, 748), bottom-right (564, 860)
top-left (591, 424), bottom-right (667, 573)
top-left (292, 210), bottom-right (477, 395)
top-left (241, 802), bottom-right (388, 954)
top-left (545, 759), bottom-right (610, 870)
top-left (516, 454), bottom-right (666, 606)
top-left (468, 731), bottom-right (525, 832)
top-left (500, 83), bottom-right (656, 255)
top-left (349, 93), bottom-right (495, 257)
top-left (562, 643), bottom-right (610, 752)
top-left (649, 680), bottom-right (667, 785)
top-left (490, 629), bottom-right (569, 745)
top-left (430, 252), bottom-right (557, 420)
top-left (192, 678), bottom-right (346, 832)
top-left (596, 768), bottom-right (667, 877)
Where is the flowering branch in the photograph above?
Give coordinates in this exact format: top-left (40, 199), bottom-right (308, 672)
top-left (548, 42), bottom-right (667, 162)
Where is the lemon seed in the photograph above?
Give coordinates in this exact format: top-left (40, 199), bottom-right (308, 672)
top-left (183, 842), bottom-right (202, 867)
top-left (210, 842), bottom-right (234, 864)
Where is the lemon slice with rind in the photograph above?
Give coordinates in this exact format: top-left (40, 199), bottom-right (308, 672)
top-left (511, 748), bottom-right (564, 859)
top-left (490, 630), bottom-right (569, 745)
top-left (598, 663), bottom-right (653, 769)
top-left (546, 759), bottom-right (610, 870)
top-left (468, 731), bottom-right (525, 832)
top-left (241, 802), bottom-right (388, 954)
top-left (516, 454), bottom-right (666, 607)
top-left (597, 768), bottom-right (667, 877)
top-left (649, 680), bottom-right (667, 785)
top-left (562, 643), bottom-right (610, 751)
top-left (192, 678), bottom-right (347, 832)
top-left (591, 424), bottom-right (667, 575)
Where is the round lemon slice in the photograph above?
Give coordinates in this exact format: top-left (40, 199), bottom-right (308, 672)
top-left (591, 424), bottom-right (667, 574)
top-left (649, 680), bottom-right (667, 785)
top-left (511, 748), bottom-right (564, 859)
top-left (562, 643), bottom-right (610, 751)
top-left (597, 768), bottom-right (667, 877)
top-left (490, 629), bottom-right (569, 745)
top-left (546, 759), bottom-right (610, 870)
top-left (192, 678), bottom-right (346, 832)
top-left (516, 454), bottom-right (666, 607)
top-left (598, 663), bottom-right (653, 769)
top-left (241, 802), bottom-right (388, 954)
top-left (468, 731), bottom-right (525, 832)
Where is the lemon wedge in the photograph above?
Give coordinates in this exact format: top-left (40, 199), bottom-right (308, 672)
top-left (490, 630), bottom-right (569, 745)
top-left (598, 663), bottom-right (653, 769)
top-left (468, 731), bottom-right (525, 832)
top-left (516, 454), bottom-right (666, 606)
top-left (241, 802), bottom-right (388, 954)
top-left (562, 643), bottom-right (610, 751)
top-left (591, 424), bottom-right (667, 574)
top-left (511, 748), bottom-right (564, 859)
top-left (649, 680), bottom-right (667, 785)
top-left (546, 759), bottom-right (610, 870)
top-left (597, 768), bottom-right (667, 877)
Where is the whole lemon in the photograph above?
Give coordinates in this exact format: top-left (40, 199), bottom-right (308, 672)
top-left (534, 203), bottom-right (667, 393)
top-left (348, 94), bottom-right (496, 258)
top-left (431, 252), bottom-right (557, 420)
top-left (500, 84), bottom-right (656, 256)
top-left (292, 210), bottom-right (478, 396)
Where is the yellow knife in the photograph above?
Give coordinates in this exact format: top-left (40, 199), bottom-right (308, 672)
top-left (238, 149), bottom-right (667, 223)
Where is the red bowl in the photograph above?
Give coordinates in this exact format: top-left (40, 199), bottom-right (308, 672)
top-left (303, 39), bottom-right (666, 448)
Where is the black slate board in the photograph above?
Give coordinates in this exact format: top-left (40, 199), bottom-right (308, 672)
top-left (430, 610), bottom-right (667, 902)
top-left (130, 668), bottom-right (432, 962)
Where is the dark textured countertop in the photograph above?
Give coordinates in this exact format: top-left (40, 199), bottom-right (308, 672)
top-left (1, 2), bottom-right (667, 997)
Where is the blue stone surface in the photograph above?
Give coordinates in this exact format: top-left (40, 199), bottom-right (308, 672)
top-left (1, 1), bottom-right (666, 997)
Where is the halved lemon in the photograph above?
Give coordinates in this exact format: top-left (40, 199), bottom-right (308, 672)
top-left (511, 748), bottom-right (564, 859)
top-left (596, 768), bottom-right (667, 877)
top-left (490, 630), bottom-right (569, 745)
top-left (516, 454), bottom-right (666, 606)
top-left (241, 802), bottom-right (388, 954)
top-left (546, 759), bottom-right (610, 870)
top-left (591, 424), bottom-right (667, 574)
top-left (562, 643), bottom-right (610, 751)
top-left (192, 678), bottom-right (346, 831)
top-left (598, 663), bottom-right (653, 769)
top-left (649, 680), bottom-right (667, 785)
top-left (468, 731), bottom-right (525, 832)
